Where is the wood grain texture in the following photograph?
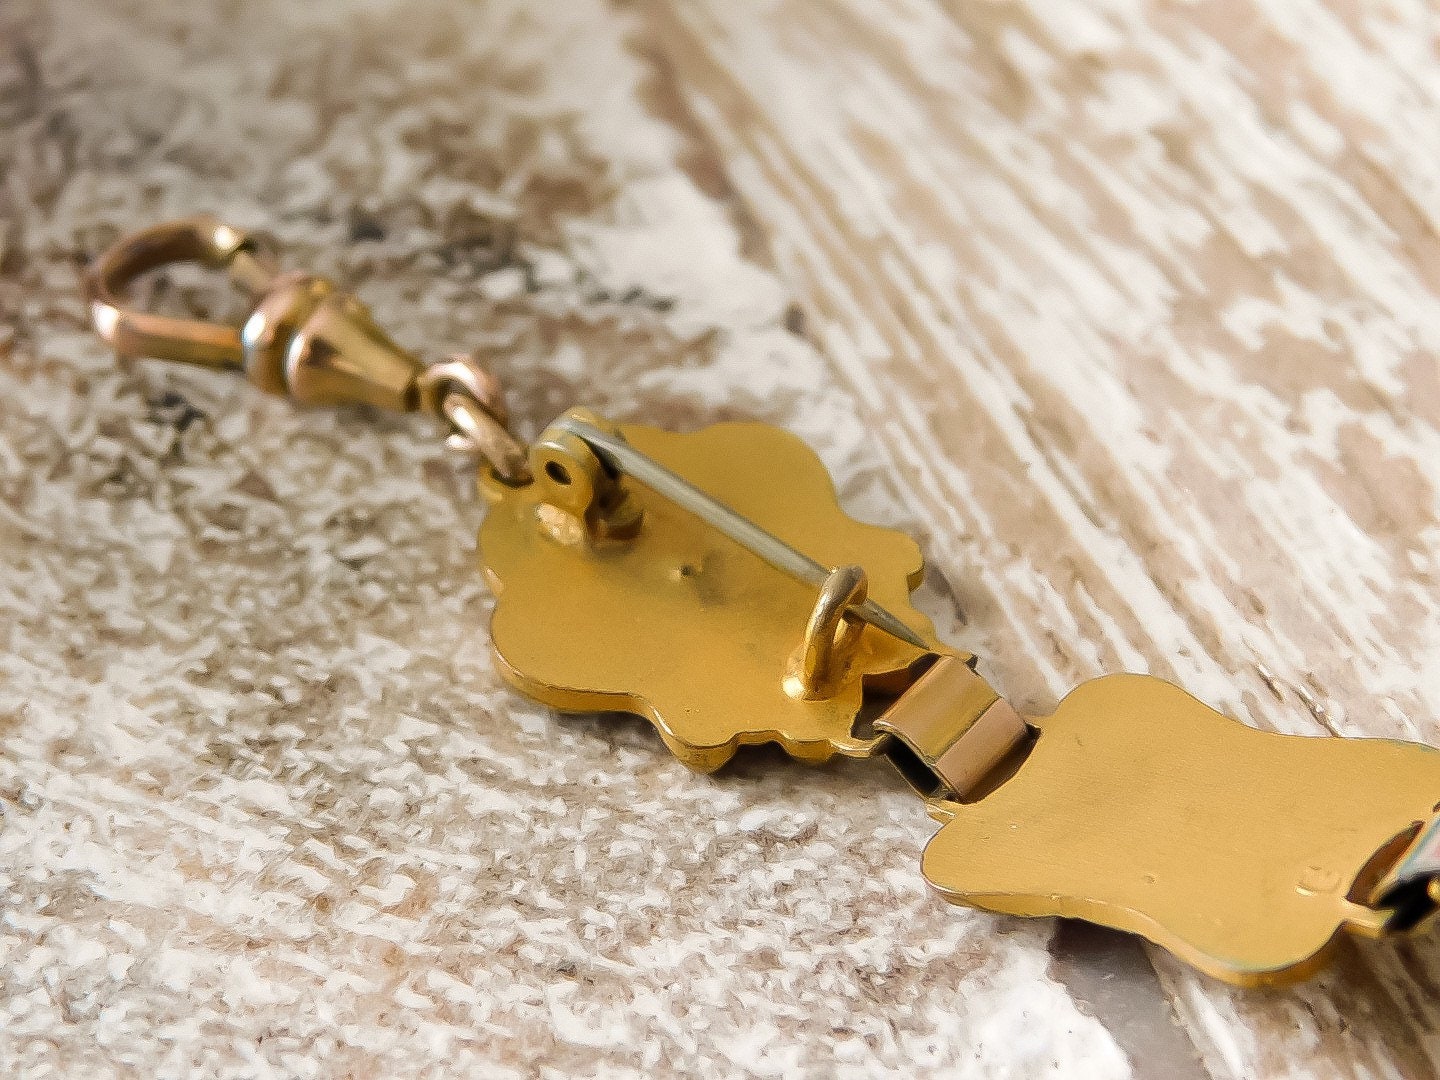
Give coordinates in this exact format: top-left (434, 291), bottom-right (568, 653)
top-left (1, 0), bottom-right (1439, 1075)
top-left (636, 0), bottom-right (1440, 1075)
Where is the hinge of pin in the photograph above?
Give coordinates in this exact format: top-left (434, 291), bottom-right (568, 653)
top-left (874, 654), bottom-right (1031, 801)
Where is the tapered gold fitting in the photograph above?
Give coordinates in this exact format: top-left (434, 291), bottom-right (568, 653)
top-left (84, 214), bottom-right (531, 483)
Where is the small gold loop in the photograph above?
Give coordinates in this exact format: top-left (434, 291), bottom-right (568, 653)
top-left (786, 564), bottom-right (868, 700)
top-left (420, 355), bottom-right (532, 485)
top-left (416, 355), bottom-right (508, 424)
top-left (84, 214), bottom-right (276, 369)
top-left (442, 393), bottom-right (533, 485)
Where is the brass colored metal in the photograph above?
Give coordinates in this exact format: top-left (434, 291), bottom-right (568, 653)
top-left (481, 413), bottom-right (1440, 985)
top-left (240, 270), bottom-right (424, 411)
top-left (874, 654), bottom-right (1030, 800)
top-left (85, 214), bottom-right (272, 369)
top-left (785, 565), bottom-right (869, 700)
top-left (530, 412), bottom-right (643, 542)
top-left (417, 357), bottom-right (531, 483)
top-left (555, 415), bottom-right (928, 649)
top-left (921, 674), bottom-right (1440, 986)
top-left (82, 220), bottom-right (1440, 990)
top-left (85, 217), bottom-right (529, 482)
top-left (439, 391), bottom-right (533, 485)
top-left (415, 354), bottom-right (508, 422)
top-left (480, 418), bottom-right (941, 770)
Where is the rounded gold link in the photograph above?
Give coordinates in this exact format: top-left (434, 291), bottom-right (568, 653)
top-left (419, 354), bottom-right (532, 485)
top-left (786, 564), bottom-right (869, 700)
top-left (441, 393), bottom-right (532, 485)
top-left (416, 355), bottom-right (507, 423)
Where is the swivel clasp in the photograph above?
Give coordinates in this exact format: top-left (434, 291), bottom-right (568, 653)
top-left (84, 214), bottom-right (530, 482)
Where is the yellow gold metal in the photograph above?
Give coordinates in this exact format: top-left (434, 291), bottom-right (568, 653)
top-left (438, 391), bottom-right (532, 484)
top-left (480, 417), bottom-right (942, 770)
top-left (1372, 813), bottom-right (1440, 926)
top-left (920, 674), bottom-right (1440, 986)
top-left (529, 412), bottom-right (643, 542)
top-left (240, 270), bottom-right (425, 411)
top-left (479, 412), bottom-right (1440, 985)
top-left (83, 219), bottom-right (1440, 990)
top-left (555, 415), bottom-right (927, 649)
top-left (85, 217), bottom-right (529, 482)
top-left (416, 357), bottom-right (531, 483)
top-left (785, 565), bottom-right (868, 700)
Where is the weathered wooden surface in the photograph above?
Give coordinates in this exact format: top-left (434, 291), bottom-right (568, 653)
top-left (2, 0), bottom-right (1440, 1076)
top-left (639, 0), bottom-right (1440, 1074)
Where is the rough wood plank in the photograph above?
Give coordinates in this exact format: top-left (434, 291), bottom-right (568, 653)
top-left (0, 0), bottom-right (1153, 1075)
top-left (638, 1), bottom-right (1440, 1077)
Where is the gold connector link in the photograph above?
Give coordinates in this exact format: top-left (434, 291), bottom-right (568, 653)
top-left (874, 654), bottom-right (1030, 800)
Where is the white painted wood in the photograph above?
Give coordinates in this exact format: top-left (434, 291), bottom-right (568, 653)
top-left (639, 0), bottom-right (1440, 1075)
top-left (3, 0), bottom-right (1439, 1074)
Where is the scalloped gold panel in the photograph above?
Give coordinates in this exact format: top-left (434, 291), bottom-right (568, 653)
top-left (479, 421), bottom-right (943, 771)
top-left (922, 675), bottom-right (1440, 986)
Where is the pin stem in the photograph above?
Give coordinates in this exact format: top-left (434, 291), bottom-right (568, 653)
top-left (556, 416), bottom-right (929, 650)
